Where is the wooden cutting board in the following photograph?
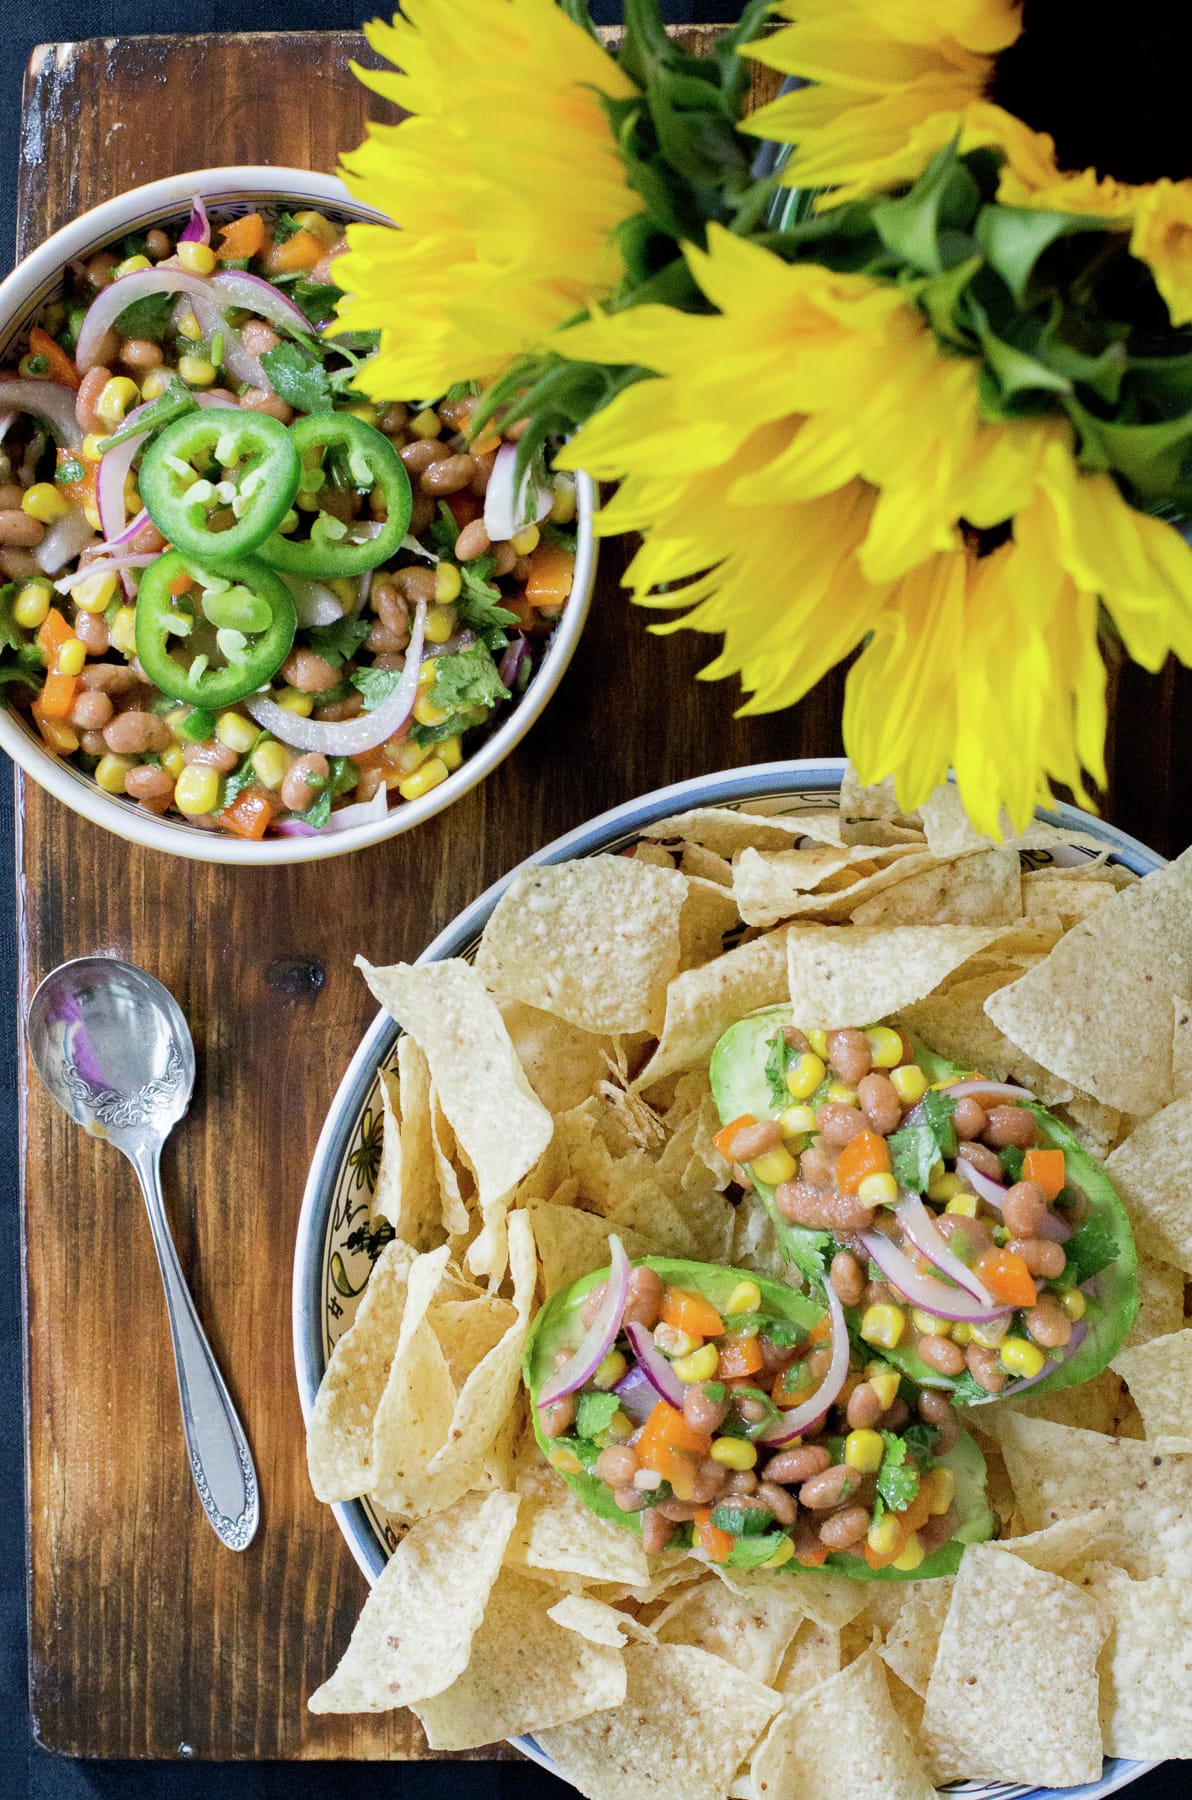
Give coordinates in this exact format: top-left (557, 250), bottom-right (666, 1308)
top-left (15, 27), bottom-right (1192, 1765)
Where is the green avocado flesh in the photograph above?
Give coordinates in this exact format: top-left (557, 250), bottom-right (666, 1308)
top-left (523, 1255), bottom-right (996, 1580)
top-left (708, 1006), bottom-right (1139, 1403)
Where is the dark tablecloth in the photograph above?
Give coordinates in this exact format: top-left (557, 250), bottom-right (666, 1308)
top-left (0, 6), bottom-right (1185, 1797)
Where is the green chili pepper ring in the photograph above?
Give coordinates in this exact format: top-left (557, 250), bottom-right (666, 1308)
top-left (134, 548), bottom-right (297, 708)
top-left (139, 409), bottom-right (301, 560)
top-left (258, 413), bottom-right (413, 577)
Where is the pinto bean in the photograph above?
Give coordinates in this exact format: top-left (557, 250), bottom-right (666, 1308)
top-left (75, 365), bottom-right (113, 436)
top-left (1026, 1294), bottom-right (1073, 1349)
top-left (640, 1510), bottom-right (675, 1555)
top-left (280, 752), bottom-right (330, 814)
top-left (957, 1141), bottom-right (1004, 1182)
top-left (421, 453), bottom-right (477, 496)
top-left (0, 549), bottom-right (39, 579)
top-left (721, 1470), bottom-right (758, 1496)
top-left (119, 338), bottom-right (163, 371)
top-left (764, 1445), bottom-right (831, 1487)
top-left (818, 1505), bottom-right (870, 1550)
top-left (281, 648), bottom-right (340, 693)
top-left (102, 710), bottom-right (169, 754)
top-left (815, 1103), bottom-right (867, 1148)
top-left (845, 1380), bottom-right (885, 1428)
top-left (756, 1481), bottom-right (798, 1527)
top-left (623, 1265), bottom-right (664, 1330)
top-left (724, 1118), bottom-right (783, 1162)
top-left (613, 1485), bottom-right (648, 1513)
top-left (0, 509), bottom-right (44, 547)
top-left (858, 1072), bottom-right (901, 1135)
top-left (1003, 1180), bottom-right (1049, 1238)
top-left (916, 1335), bottom-right (966, 1376)
top-left (182, 740), bottom-right (238, 772)
top-left (72, 611), bottom-right (110, 656)
top-left (129, 518), bottom-right (168, 555)
top-left (68, 688), bottom-right (113, 730)
top-left (965, 1342), bottom-right (1007, 1394)
top-left (395, 566), bottom-right (437, 605)
top-left (595, 1445), bottom-right (638, 1488)
top-left (241, 320), bottom-right (280, 356)
top-left (79, 662), bottom-right (142, 694)
top-left (799, 1465), bottom-right (857, 1510)
top-left (936, 1212), bottom-right (994, 1261)
top-left (826, 1028), bottom-right (872, 1085)
top-left (797, 1141), bottom-right (838, 1188)
top-left (539, 1394), bottom-right (575, 1438)
top-left (123, 764), bottom-right (175, 800)
top-left (240, 386), bottom-right (294, 424)
top-left (691, 1459), bottom-right (728, 1506)
top-left (983, 1104), bottom-right (1038, 1148)
top-left (454, 518), bottom-right (491, 561)
top-left (400, 438), bottom-right (451, 474)
top-left (683, 1384), bottom-right (729, 1436)
top-left (1009, 1235), bottom-right (1066, 1280)
top-left (830, 1249), bottom-right (865, 1308)
top-left (951, 1096), bottom-right (988, 1140)
top-left (775, 1180), bottom-right (873, 1233)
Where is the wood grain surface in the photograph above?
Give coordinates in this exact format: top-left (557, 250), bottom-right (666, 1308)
top-left (15, 26), bottom-right (1192, 1767)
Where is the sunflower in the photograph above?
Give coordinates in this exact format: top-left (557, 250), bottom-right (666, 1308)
top-left (744, 0), bottom-right (1192, 326)
top-left (556, 226), bottom-right (1192, 833)
top-left (331, 0), bottom-right (641, 398)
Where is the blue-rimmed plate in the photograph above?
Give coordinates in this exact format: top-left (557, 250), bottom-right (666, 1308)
top-left (292, 759), bottom-right (1162, 1797)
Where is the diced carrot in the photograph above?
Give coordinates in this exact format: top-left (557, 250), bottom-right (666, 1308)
top-left (712, 1114), bottom-right (755, 1160)
top-left (693, 1508), bottom-right (734, 1564)
top-left (976, 1247), bottom-right (1038, 1309)
top-left (218, 212), bottom-right (266, 261)
top-left (807, 1313), bottom-right (832, 1345)
top-left (445, 490), bottom-right (481, 528)
top-left (835, 1129), bottom-right (892, 1194)
top-left (795, 1539), bottom-right (830, 1568)
top-left (38, 670), bottom-right (78, 718)
top-left (263, 229), bottom-right (325, 274)
top-left (503, 593), bottom-right (538, 633)
top-left (901, 1489), bottom-right (934, 1535)
top-left (28, 327), bottom-right (80, 390)
top-left (469, 429), bottom-right (501, 456)
top-left (773, 1363), bottom-right (815, 1409)
top-left (659, 1287), bottom-right (725, 1339)
top-left (169, 573), bottom-right (195, 596)
top-left (219, 789), bottom-right (276, 841)
top-left (634, 1400), bottom-right (712, 1501)
top-left (1023, 1147), bottom-right (1066, 1201)
top-left (716, 1334), bottom-right (764, 1381)
top-left (37, 608), bottom-right (74, 659)
top-left (524, 542), bottom-right (575, 606)
top-left (56, 447), bottom-right (98, 511)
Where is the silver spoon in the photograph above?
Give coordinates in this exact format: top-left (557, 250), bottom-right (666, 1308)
top-left (27, 956), bottom-right (259, 1551)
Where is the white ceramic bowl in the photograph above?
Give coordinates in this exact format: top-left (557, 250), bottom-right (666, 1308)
top-left (0, 167), bottom-right (595, 863)
top-left (292, 758), bottom-right (1162, 1799)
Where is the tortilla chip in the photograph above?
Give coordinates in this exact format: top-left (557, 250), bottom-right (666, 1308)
top-left (1002, 1366), bottom-right (1140, 1438)
top-left (1053, 1091), bottom-right (1123, 1159)
top-left (997, 1509), bottom-right (1119, 1574)
top-left (370, 1246), bottom-right (457, 1512)
top-left (306, 1240), bottom-right (418, 1502)
top-left (773, 1619), bottom-right (842, 1702)
top-left (919, 782), bottom-right (998, 858)
top-left (508, 1464), bottom-right (652, 1589)
top-left (1125, 1251), bottom-right (1186, 1348)
top-left (307, 1488), bottom-right (519, 1712)
top-left (427, 1086), bottom-right (471, 1239)
top-left (548, 1594), bottom-right (634, 1648)
top-left (358, 958), bottom-right (553, 1282)
top-left (838, 768), bottom-right (923, 845)
top-left (648, 807), bottom-right (831, 858)
top-left (984, 845), bottom-right (1192, 1115)
top-left (475, 856), bottom-right (688, 1035)
top-left (680, 877), bottom-right (742, 970)
top-left (851, 847), bottom-right (1022, 929)
top-left (500, 1000), bottom-right (614, 1116)
top-left (716, 1565), bottom-right (868, 1633)
top-left (877, 1581), bottom-right (953, 1698)
top-left (537, 1642), bottom-right (779, 1800)
top-left (897, 970), bottom-right (1075, 1104)
top-left (753, 1651), bottom-right (936, 1800)
top-left (1022, 869), bottom-right (1119, 930)
top-left (1105, 1098), bottom-right (1192, 1271)
top-left (635, 929), bottom-right (791, 1090)
top-left (1075, 1561), bottom-right (1192, 1759)
top-left (1112, 1326), bottom-right (1192, 1452)
top-left (529, 1203), bottom-right (656, 1296)
top-left (412, 1568), bottom-right (626, 1750)
top-left (676, 840), bottom-right (734, 887)
top-left (786, 923), bottom-right (1004, 1030)
top-left (1174, 996), bottom-right (1192, 1100)
top-left (652, 1575), bottom-right (803, 1686)
top-left (920, 1544), bottom-right (1108, 1788)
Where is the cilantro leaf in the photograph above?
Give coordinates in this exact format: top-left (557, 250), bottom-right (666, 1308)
top-left (538, 519), bottom-right (578, 554)
top-left (902, 1421), bottom-right (940, 1461)
top-left (218, 737), bottom-right (266, 809)
top-left (426, 501), bottom-right (459, 555)
top-left (96, 379), bottom-right (195, 452)
top-left (351, 665), bottom-right (402, 712)
top-left (0, 583), bottom-right (25, 655)
top-left (429, 643), bottom-right (510, 714)
top-left (764, 1030), bottom-right (793, 1108)
top-left (0, 664), bottom-right (42, 692)
top-left (876, 1432), bottom-right (921, 1513)
top-left (409, 705), bottom-right (487, 747)
top-left (286, 279), bottom-right (342, 327)
top-left (921, 1088), bottom-right (958, 1159)
top-left (456, 557), bottom-right (518, 645)
top-left (178, 707), bottom-right (218, 743)
top-left (1064, 1225), bottom-right (1118, 1286)
top-left (550, 1435), bottom-right (602, 1475)
top-left (113, 290), bottom-right (176, 342)
top-left (306, 617), bottom-right (370, 667)
top-left (999, 1145), bottom-right (1026, 1184)
top-left (259, 342), bottom-right (334, 415)
top-left (710, 1501), bottom-right (776, 1537)
top-left (270, 210), bottom-right (303, 245)
top-left (442, 379), bottom-right (479, 405)
top-left (293, 754), bottom-right (359, 829)
top-left (575, 1391), bottom-right (621, 1440)
top-left (947, 1369), bottom-right (991, 1405)
top-left (888, 1124), bottom-right (939, 1193)
top-left (716, 1531), bottom-right (790, 1568)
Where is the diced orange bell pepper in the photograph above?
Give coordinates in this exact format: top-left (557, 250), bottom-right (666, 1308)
top-left (976, 1247), bottom-right (1038, 1309)
top-left (28, 327), bottom-right (80, 390)
top-left (524, 542), bottom-right (575, 606)
top-left (56, 447), bottom-right (98, 512)
top-left (263, 229), bottom-right (325, 274)
top-left (693, 1508), bottom-right (734, 1564)
top-left (218, 212), bottom-right (266, 261)
top-left (659, 1287), bottom-right (725, 1339)
top-left (219, 789), bottom-right (276, 841)
top-left (807, 1312), bottom-right (832, 1345)
top-left (37, 608), bottom-right (75, 660)
top-left (1023, 1148), bottom-right (1066, 1201)
top-left (712, 1114), bottom-right (755, 1159)
top-left (716, 1333), bottom-right (764, 1381)
top-left (835, 1129), bottom-right (892, 1194)
top-left (795, 1537), bottom-right (831, 1567)
top-left (633, 1400), bottom-right (712, 1502)
top-left (38, 670), bottom-right (78, 718)
top-left (773, 1363), bottom-right (815, 1409)
top-left (169, 572), bottom-right (195, 596)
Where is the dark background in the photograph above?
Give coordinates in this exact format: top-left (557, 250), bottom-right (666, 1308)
top-left (0, 5), bottom-right (1183, 1798)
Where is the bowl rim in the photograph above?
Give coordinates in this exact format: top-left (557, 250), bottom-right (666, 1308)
top-left (290, 756), bottom-right (1162, 1797)
top-left (0, 165), bottom-right (596, 864)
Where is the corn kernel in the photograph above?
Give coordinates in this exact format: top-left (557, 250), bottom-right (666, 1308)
top-left (970, 1317), bottom-right (1010, 1349)
top-left (176, 240), bottom-right (217, 276)
top-left (857, 1171), bottom-right (898, 1208)
top-left (293, 209), bottom-right (337, 244)
top-left (928, 1159), bottom-right (946, 1185)
top-left (95, 376), bottom-right (140, 428)
top-left (328, 578), bottom-right (357, 610)
top-left (398, 756), bottom-right (449, 802)
top-left (73, 571), bottom-right (118, 614)
top-left (424, 603), bottom-right (457, 644)
top-left (549, 474), bottom-right (577, 525)
top-left (113, 253), bottom-right (151, 277)
top-left (890, 1063), bottom-right (929, 1105)
top-left (55, 638), bottom-right (86, 677)
top-left (672, 1344), bottom-right (719, 1383)
top-left (867, 1511), bottom-right (902, 1555)
top-left (177, 310), bottom-right (202, 342)
top-left (391, 738), bottom-right (431, 775)
top-left (417, 658), bottom-right (438, 688)
top-left (12, 582), bottom-right (51, 629)
top-left (174, 762), bottom-right (220, 815)
top-left (94, 753), bottom-right (134, 794)
top-left (434, 561), bottom-right (462, 605)
top-left (751, 1145), bottom-right (796, 1186)
top-left (844, 1429), bottom-right (884, 1473)
top-left (654, 1323), bottom-right (700, 1358)
top-left (410, 407), bottom-right (441, 439)
top-left (109, 606), bottom-right (137, 655)
top-left (950, 1322), bottom-right (973, 1345)
top-left (785, 1052), bottom-right (825, 1101)
top-left (83, 503), bottom-right (102, 531)
top-left (344, 402), bottom-right (378, 427)
top-left (710, 1437), bottom-right (757, 1471)
top-left (826, 1081), bottom-right (858, 1107)
top-left (860, 1303), bottom-right (906, 1350)
top-left (999, 1337), bottom-right (1047, 1379)
top-left (866, 1367), bottom-right (901, 1410)
top-left (1059, 1288), bottom-right (1086, 1321)
top-left (760, 1536), bottom-right (795, 1569)
top-left (911, 1307), bottom-right (951, 1338)
top-left (603, 1410), bottom-right (633, 1441)
top-left (21, 482), bottom-right (69, 523)
top-left (945, 1193), bottom-right (979, 1218)
top-left (35, 712), bottom-right (78, 753)
top-left (510, 523), bottom-right (540, 556)
top-left (438, 734), bottom-right (463, 772)
top-left (276, 686), bottom-right (314, 716)
top-left (922, 1467), bottom-right (956, 1516)
top-left (807, 1029), bottom-right (829, 1059)
top-left (591, 1350), bottom-right (627, 1391)
top-left (178, 354), bottom-right (217, 388)
top-left (724, 1281), bottom-right (762, 1317)
top-left (868, 1026), bottom-right (905, 1069)
top-left (139, 367), bottom-right (174, 401)
top-left (926, 1172), bottom-right (963, 1203)
top-left (413, 694), bottom-right (448, 728)
top-left (206, 712), bottom-right (253, 755)
top-left (892, 1532), bottom-right (925, 1571)
top-left (161, 745), bottom-right (185, 779)
top-left (124, 478), bottom-right (141, 514)
top-left (549, 1446), bottom-right (583, 1475)
top-left (779, 1104), bottom-right (817, 1139)
top-left (81, 432), bottom-right (107, 463)
top-left (251, 740), bottom-right (292, 790)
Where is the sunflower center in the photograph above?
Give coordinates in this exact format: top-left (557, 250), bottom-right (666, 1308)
top-left (989, 1), bottom-right (1192, 185)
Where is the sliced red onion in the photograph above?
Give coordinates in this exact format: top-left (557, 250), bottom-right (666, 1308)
top-left (483, 443), bottom-right (552, 542)
top-left (35, 505), bottom-right (97, 575)
top-left (271, 819), bottom-right (318, 838)
top-left (97, 413), bottom-right (150, 555)
top-left (498, 633), bottom-right (529, 691)
top-left (956, 1153), bottom-right (1007, 1212)
top-left (102, 507), bottom-right (150, 552)
top-left (613, 1363), bottom-right (658, 1425)
top-left (0, 410), bottom-right (16, 442)
top-left (860, 1230), bottom-right (1013, 1323)
top-left (624, 1321), bottom-right (686, 1411)
top-left (894, 1192), bottom-right (996, 1307)
top-left (0, 379), bottom-right (83, 450)
top-left (356, 569), bottom-right (374, 616)
top-left (180, 196), bottom-right (211, 245)
top-left (1038, 1210), bottom-right (1073, 1244)
top-left (758, 1278), bottom-right (849, 1445)
top-left (946, 1079), bottom-right (1035, 1102)
top-left (244, 598), bottom-right (426, 754)
top-left (538, 1235), bottom-right (630, 1409)
top-left (76, 270), bottom-right (225, 371)
top-left (1002, 1320), bottom-right (1088, 1396)
top-left (321, 785), bottom-right (392, 833)
top-left (279, 573), bottom-right (344, 628)
top-left (209, 270), bottom-right (313, 335)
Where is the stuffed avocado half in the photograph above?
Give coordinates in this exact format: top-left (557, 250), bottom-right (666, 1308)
top-left (523, 1250), bottom-right (996, 1581)
top-left (709, 1008), bottom-right (1138, 1404)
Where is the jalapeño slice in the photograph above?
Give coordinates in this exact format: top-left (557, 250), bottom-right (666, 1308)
top-left (134, 548), bottom-right (297, 707)
top-left (258, 413), bottom-right (412, 577)
top-left (139, 409), bottom-right (301, 560)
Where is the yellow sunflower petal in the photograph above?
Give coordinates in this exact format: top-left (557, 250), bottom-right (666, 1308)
top-left (1129, 180), bottom-right (1192, 327)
